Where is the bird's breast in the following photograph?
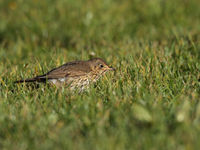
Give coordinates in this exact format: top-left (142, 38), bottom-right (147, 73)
top-left (47, 72), bottom-right (102, 91)
top-left (48, 76), bottom-right (91, 90)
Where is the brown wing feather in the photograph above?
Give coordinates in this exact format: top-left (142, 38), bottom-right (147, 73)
top-left (35, 60), bottom-right (92, 79)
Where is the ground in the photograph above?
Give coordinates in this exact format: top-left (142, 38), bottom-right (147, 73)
top-left (0, 0), bottom-right (200, 150)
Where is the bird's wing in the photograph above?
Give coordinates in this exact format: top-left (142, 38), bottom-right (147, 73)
top-left (36, 62), bottom-right (91, 79)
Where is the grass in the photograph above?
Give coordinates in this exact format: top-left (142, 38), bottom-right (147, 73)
top-left (0, 0), bottom-right (200, 149)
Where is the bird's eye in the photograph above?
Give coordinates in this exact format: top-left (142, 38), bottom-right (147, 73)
top-left (99, 64), bottom-right (104, 68)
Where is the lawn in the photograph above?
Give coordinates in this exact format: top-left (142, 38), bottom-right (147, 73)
top-left (0, 0), bottom-right (200, 149)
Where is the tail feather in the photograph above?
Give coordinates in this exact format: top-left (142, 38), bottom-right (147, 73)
top-left (14, 77), bottom-right (47, 83)
top-left (14, 78), bottom-right (37, 83)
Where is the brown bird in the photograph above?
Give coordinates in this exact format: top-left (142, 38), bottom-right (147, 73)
top-left (15, 58), bottom-right (114, 91)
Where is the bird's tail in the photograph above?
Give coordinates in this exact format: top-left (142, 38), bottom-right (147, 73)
top-left (14, 75), bottom-right (48, 83)
top-left (14, 78), bottom-right (38, 83)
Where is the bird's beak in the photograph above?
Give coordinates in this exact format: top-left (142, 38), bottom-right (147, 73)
top-left (109, 67), bottom-right (115, 71)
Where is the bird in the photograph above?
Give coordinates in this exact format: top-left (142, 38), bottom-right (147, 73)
top-left (15, 58), bottom-right (115, 91)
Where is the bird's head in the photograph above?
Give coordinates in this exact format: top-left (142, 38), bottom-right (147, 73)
top-left (88, 58), bottom-right (115, 75)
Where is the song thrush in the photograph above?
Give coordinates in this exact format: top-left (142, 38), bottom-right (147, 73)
top-left (15, 58), bottom-right (114, 91)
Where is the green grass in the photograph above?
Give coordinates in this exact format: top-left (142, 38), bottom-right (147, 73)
top-left (0, 0), bottom-right (200, 149)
